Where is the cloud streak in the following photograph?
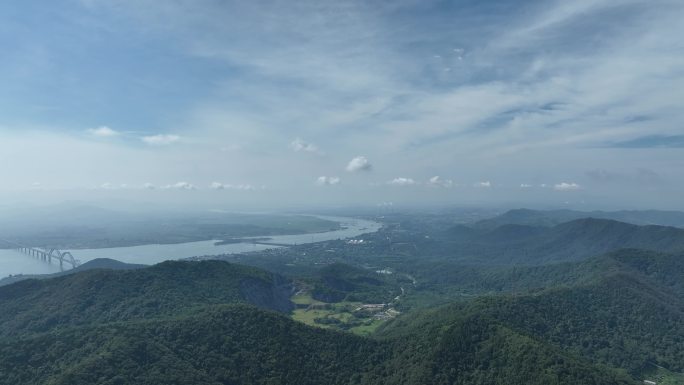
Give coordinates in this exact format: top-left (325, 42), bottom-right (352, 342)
top-left (388, 177), bottom-right (416, 186)
top-left (210, 182), bottom-right (255, 191)
top-left (554, 182), bottom-right (581, 191)
top-left (0, 0), bottom-right (683, 208)
top-left (162, 182), bottom-right (196, 190)
top-left (142, 134), bottom-right (181, 146)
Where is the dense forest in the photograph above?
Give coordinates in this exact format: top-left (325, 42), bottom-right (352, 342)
top-left (2, 212), bottom-right (684, 384)
top-left (0, 259), bottom-right (643, 385)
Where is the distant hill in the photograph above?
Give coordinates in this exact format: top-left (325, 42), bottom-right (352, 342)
top-left (73, 257), bottom-right (147, 270)
top-left (441, 218), bottom-right (684, 264)
top-left (474, 208), bottom-right (684, 229)
top-left (0, 260), bottom-right (294, 337)
top-left (379, 311), bottom-right (636, 385)
top-left (0, 304), bottom-right (389, 385)
top-left (531, 218), bottom-right (684, 263)
top-left (607, 249), bottom-right (684, 296)
top-left (409, 248), bottom-right (684, 297)
top-left (471, 271), bottom-right (684, 375)
top-left (2, 246), bottom-right (680, 385)
top-left (0, 302), bottom-right (637, 385)
top-left (0, 258), bottom-right (147, 287)
top-left (0, 259), bottom-right (640, 385)
top-left (382, 248), bottom-right (684, 379)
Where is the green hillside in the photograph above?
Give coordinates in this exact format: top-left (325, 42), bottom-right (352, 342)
top-left (474, 209), bottom-right (684, 229)
top-left (402, 249), bottom-right (684, 298)
top-left (0, 260), bottom-right (294, 337)
top-left (383, 251), bottom-right (684, 379)
top-left (0, 259), bottom-right (646, 385)
top-left (0, 305), bottom-right (388, 385)
top-left (380, 312), bottom-right (636, 385)
top-left (438, 218), bottom-right (684, 264)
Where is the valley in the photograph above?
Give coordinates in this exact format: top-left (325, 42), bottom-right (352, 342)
top-left (1, 208), bottom-right (684, 384)
top-left (3, 1), bottom-right (682, 383)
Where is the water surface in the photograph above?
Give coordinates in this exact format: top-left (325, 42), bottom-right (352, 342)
top-left (0, 249), bottom-right (63, 277)
top-left (0, 216), bottom-right (380, 278)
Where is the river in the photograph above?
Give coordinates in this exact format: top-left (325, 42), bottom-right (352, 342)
top-left (0, 216), bottom-right (381, 278)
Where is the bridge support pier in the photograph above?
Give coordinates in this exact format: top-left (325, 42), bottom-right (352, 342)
top-left (2, 241), bottom-right (79, 270)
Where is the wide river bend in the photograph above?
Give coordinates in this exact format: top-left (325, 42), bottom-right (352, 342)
top-left (0, 216), bottom-right (381, 278)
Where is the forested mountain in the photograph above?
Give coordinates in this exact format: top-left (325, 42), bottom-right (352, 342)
top-left (407, 249), bottom-right (684, 297)
top-left (2, 216), bottom-right (684, 385)
top-left (0, 259), bottom-right (646, 385)
top-left (440, 218), bottom-right (684, 264)
top-left (0, 258), bottom-right (146, 287)
top-left (609, 249), bottom-right (684, 296)
top-left (473, 272), bottom-right (684, 374)
top-left (379, 311), bottom-right (636, 385)
top-left (0, 302), bottom-right (638, 385)
top-left (0, 260), bottom-right (294, 337)
top-left (384, 248), bottom-right (684, 379)
top-left (474, 208), bottom-right (684, 229)
top-left (0, 304), bottom-right (389, 385)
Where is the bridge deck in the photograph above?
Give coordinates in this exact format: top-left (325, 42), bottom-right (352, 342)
top-left (1, 239), bottom-right (79, 271)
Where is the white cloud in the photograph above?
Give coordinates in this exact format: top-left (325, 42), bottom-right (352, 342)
top-left (388, 177), bottom-right (416, 186)
top-left (100, 182), bottom-right (114, 190)
top-left (520, 183), bottom-right (533, 188)
top-left (210, 182), bottom-right (255, 190)
top-left (143, 183), bottom-right (156, 190)
top-left (553, 182), bottom-right (581, 191)
top-left (162, 181), bottom-right (196, 190)
top-left (2, 1), bottom-right (683, 209)
top-left (142, 134), bottom-right (180, 146)
top-left (474, 181), bottom-right (492, 188)
top-left (346, 156), bottom-right (372, 172)
top-left (428, 176), bottom-right (453, 188)
top-left (290, 138), bottom-right (321, 154)
top-left (316, 176), bottom-right (341, 186)
top-left (87, 126), bottom-right (119, 137)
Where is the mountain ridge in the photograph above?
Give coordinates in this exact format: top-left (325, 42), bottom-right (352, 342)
top-left (441, 218), bottom-right (684, 264)
top-left (474, 208), bottom-right (684, 229)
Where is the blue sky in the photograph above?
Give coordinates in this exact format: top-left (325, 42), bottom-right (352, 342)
top-left (0, 0), bottom-right (683, 209)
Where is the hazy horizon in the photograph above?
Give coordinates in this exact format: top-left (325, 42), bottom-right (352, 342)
top-left (1, 0), bottom-right (683, 210)
top-left (3, 3), bottom-right (684, 383)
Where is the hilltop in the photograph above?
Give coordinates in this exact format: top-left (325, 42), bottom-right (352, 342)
top-left (0, 260), bottom-right (294, 338)
top-left (0, 258), bottom-right (146, 287)
top-left (474, 208), bottom-right (684, 229)
top-left (439, 218), bottom-right (684, 264)
top-left (0, 258), bottom-right (647, 385)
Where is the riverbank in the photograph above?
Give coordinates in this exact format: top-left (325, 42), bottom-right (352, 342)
top-left (0, 216), bottom-right (381, 278)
